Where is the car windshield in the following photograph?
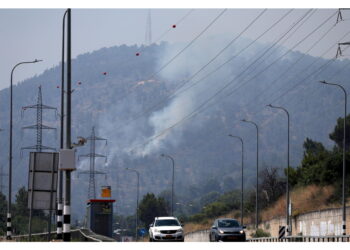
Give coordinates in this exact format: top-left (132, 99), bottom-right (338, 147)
top-left (155, 219), bottom-right (180, 227)
top-left (218, 220), bottom-right (240, 228)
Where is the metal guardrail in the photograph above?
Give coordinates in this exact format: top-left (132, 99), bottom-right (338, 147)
top-left (247, 235), bottom-right (350, 242)
top-left (0, 228), bottom-right (116, 242)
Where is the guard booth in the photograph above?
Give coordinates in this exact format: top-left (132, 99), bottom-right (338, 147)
top-left (87, 186), bottom-right (115, 237)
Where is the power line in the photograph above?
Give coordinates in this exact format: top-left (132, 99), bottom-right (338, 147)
top-left (242, 16), bottom-right (342, 114)
top-left (127, 10), bottom-right (339, 154)
top-left (149, 9), bottom-right (228, 79)
top-left (116, 8), bottom-right (271, 131)
top-left (113, 9), bottom-right (226, 106)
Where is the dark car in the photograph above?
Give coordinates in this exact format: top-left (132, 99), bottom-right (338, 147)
top-left (209, 218), bottom-right (246, 242)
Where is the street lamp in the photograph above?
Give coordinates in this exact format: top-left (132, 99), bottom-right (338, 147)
top-left (125, 168), bottom-right (140, 241)
top-left (241, 119), bottom-right (259, 230)
top-left (319, 80), bottom-right (347, 236)
top-left (228, 134), bottom-right (244, 226)
top-left (266, 104), bottom-right (291, 235)
top-left (160, 154), bottom-right (175, 216)
top-left (7, 59), bottom-right (42, 240)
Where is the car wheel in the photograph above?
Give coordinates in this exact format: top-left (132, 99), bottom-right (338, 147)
top-left (215, 235), bottom-right (220, 242)
top-left (149, 237), bottom-right (153, 242)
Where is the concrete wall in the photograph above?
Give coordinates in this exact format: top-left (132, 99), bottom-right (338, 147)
top-left (185, 229), bottom-right (210, 242)
top-left (259, 206), bottom-right (350, 237)
top-left (185, 206), bottom-right (350, 241)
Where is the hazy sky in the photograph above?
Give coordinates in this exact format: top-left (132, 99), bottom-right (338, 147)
top-left (0, 6), bottom-right (349, 90)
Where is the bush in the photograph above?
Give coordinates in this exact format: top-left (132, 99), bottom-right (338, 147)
top-left (251, 228), bottom-right (270, 238)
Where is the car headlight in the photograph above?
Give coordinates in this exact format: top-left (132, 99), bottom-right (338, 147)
top-left (219, 230), bottom-right (224, 234)
top-left (176, 229), bottom-right (183, 233)
top-left (239, 230), bottom-right (244, 234)
top-left (154, 229), bottom-right (160, 233)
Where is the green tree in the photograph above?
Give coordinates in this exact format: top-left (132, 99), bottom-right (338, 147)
top-left (259, 168), bottom-right (285, 210)
top-left (11, 187), bottom-right (47, 235)
top-left (138, 193), bottom-right (168, 228)
top-left (329, 115), bottom-right (350, 149)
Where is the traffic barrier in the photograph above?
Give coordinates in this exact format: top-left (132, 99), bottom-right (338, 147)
top-left (247, 235), bottom-right (350, 242)
top-left (0, 228), bottom-right (116, 242)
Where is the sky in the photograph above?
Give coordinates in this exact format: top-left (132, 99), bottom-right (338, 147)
top-left (0, 1), bottom-right (350, 91)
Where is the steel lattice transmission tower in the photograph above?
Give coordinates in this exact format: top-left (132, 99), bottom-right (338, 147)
top-left (21, 85), bottom-right (57, 154)
top-left (78, 127), bottom-right (107, 199)
top-left (145, 9), bottom-right (152, 46)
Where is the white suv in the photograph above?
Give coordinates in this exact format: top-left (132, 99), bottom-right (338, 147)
top-left (149, 217), bottom-right (184, 242)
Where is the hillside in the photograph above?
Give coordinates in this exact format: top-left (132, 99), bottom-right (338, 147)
top-left (0, 35), bottom-right (349, 221)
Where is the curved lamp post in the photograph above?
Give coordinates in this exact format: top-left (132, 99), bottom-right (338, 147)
top-left (228, 134), bottom-right (244, 226)
top-left (267, 104), bottom-right (291, 235)
top-left (320, 80), bottom-right (347, 235)
top-left (161, 153), bottom-right (175, 216)
top-left (241, 119), bottom-right (259, 230)
top-left (7, 59), bottom-right (42, 240)
top-left (125, 168), bottom-right (140, 241)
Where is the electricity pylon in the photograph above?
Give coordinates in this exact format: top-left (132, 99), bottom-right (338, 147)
top-left (21, 85), bottom-right (57, 153)
top-left (78, 127), bottom-right (107, 199)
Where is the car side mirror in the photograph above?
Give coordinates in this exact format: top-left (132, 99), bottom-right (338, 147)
top-left (211, 226), bottom-right (217, 230)
top-left (149, 224), bottom-right (153, 227)
top-left (242, 225), bottom-right (246, 229)
top-left (181, 224), bottom-right (184, 227)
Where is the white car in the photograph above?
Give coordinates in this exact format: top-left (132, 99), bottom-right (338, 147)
top-left (149, 217), bottom-right (184, 242)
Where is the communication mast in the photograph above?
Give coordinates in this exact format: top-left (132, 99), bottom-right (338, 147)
top-left (145, 9), bottom-right (152, 46)
top-left (78, 127), bottom-right (107, 199)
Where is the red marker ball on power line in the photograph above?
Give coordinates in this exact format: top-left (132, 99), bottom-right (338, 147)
top-left (103, 72), bottom-right (107, 75)
top-left (78, 81), bottom-right (82, 85)
top-left (172, 24), bottom-right (176, 28)
top-left (136, 52), bottom-right (140, 56)
top-left (57, 86), bottom-right (60, 88)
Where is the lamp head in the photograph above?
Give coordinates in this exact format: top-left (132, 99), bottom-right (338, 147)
top-left (241, 119), bottom-right (246, 122)
top-left (34, 59), bottom-right (43, 63)
top-left (160, 153), bottom-right (165, 157)
top-left (319, 80), bottom-right (326, 84)
top-left (267, 104), bottom-right (272, 107)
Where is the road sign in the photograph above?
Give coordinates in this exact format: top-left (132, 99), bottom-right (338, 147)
top-left (138, 228), bottom-right (146, 237)
top-left (28, 152), bottom-right (58, 210)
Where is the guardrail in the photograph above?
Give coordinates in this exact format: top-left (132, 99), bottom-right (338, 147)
top-left (0, 228), bottom-right (116, 242)
top-left (247, 235), bottom-right (350, 242)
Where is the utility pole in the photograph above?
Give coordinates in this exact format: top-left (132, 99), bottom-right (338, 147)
top-left (320, 81), bottom-right (347, 236)
top-left (228, 135), bottom-right (244, 226)
top-left (78, 127), bottom-right (107, 199)
top-left (63, 8), bottom-right (73, 242)
top-left (125, 168), bottom-right (140, 241)
top-left (0, 165), bottom-right (7, 195)
top-left (161, 154), bottom-right (175, 216)
top-left (7, 59), bottom-right (42, 240)
top-left (57, 8), bottom-right (68, 241)
top-left (333, 10), bottom-right (350, 236)
top-left (241, 119), bottom-right (259, 230)
top-left (267, 104), bottom-right (291, 236)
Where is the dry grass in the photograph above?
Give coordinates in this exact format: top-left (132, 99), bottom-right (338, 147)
top-left (260, 185), bottom-right (335, 221)
top-left (184, 184), bottom-right (348, 234)
top-left (184, 220), bottom-right (212, 234)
